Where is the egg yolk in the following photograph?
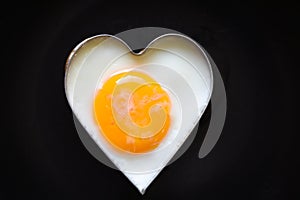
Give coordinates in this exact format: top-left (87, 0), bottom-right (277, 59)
top-left (94, 71), bottom-right (171, 153)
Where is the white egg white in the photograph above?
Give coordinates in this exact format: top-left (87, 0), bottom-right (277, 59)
top-left (65, 34), bottom-right (213, 194)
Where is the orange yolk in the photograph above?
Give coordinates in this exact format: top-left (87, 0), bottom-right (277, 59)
top-left (94, 71), bottom-right (171, 153)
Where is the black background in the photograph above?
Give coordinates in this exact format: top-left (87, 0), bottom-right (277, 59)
top-left (2, 0), bottom-right (298, 199)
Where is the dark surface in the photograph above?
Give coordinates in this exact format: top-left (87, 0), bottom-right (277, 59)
top-left (2, 1), bottom-right (298, 199)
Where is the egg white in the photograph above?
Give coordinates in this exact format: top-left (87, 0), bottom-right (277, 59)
top-left (65, 34), bottom-right (213, 193)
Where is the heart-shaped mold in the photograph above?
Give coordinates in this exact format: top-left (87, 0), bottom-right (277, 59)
top-left (65, 33), bottom-right (213, 194)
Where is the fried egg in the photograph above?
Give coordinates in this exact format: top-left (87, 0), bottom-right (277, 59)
top-left (65, 34), bottom-right (213, 194)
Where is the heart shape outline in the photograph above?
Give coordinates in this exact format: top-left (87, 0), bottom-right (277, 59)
top-left (64, 33), bottom-right (213, 194)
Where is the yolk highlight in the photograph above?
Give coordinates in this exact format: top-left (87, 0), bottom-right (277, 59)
top-left (94, 71), bottom-right (171, 153)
